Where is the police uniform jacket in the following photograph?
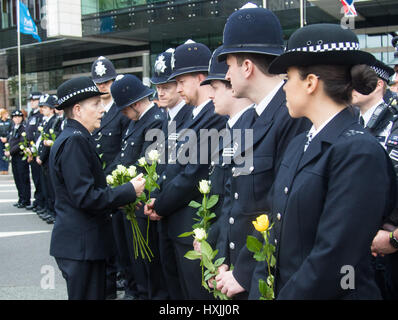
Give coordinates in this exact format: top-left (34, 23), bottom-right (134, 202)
top-left (157, 104), bottom-right (193, 178)
top-left (92, 102), bottom-right (130, 171)
top-left (208, 107), bottom-right (256, 249)
top-left (153, 101), bottom-right (227, 243)
top-left (220, 87), bottom-right (310, 291)
top-left (0, 119), bottom-right (12, 138)
top-left (269, 108), bottom-right (395, 299)
top-left (49, 118), bottom-right (137, 261)
top-left (8, 123), bottom-right (26, 157)
top-left (25, 108), bottom-right (43, 143)
top-left (106, 104), bottom-right (165, 176)
top-left (38, 115), bottom-right (62, 166)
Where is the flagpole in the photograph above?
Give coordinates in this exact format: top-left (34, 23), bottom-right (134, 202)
top-left (17, 0), bottom-right (22, 110)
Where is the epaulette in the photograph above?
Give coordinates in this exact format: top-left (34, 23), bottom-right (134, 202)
top-left (343, 129), bottom-right (365, 137)
top-left (73, 130), bottom-right (83, 135)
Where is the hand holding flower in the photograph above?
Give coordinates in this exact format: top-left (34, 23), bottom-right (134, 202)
top-left (131, 173), bottom-right (145, 196)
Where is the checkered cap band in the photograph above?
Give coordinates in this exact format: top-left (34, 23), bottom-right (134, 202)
top-left (58, 86), bottom-right (99, 105)
top-left (371, 66), bottom-right (391, 82)
top-left (288, 41), bottom-right (360, 53)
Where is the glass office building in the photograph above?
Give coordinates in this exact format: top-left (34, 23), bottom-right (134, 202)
top-left (0, 0), bottom-right (397, 109)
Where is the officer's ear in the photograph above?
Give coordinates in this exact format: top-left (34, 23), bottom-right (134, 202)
top-left (71, 103), bottom-right (82, 119)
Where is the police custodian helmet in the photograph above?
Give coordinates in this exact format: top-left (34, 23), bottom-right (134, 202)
top-left (91, 56), bottom-right (118, 84)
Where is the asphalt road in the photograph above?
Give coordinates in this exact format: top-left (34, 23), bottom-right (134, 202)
top-left (0, 171), bottom-right (67, 300)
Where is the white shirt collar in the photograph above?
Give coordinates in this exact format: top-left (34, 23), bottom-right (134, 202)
top-left (227, 104), bottom-right (254, 129)
top-left (192, 99), bottom-right (211, 119)
top-left (103, 99), bottom-right (114, 113)
top-left (360, 98), bottom-right (384, 127)
top-left (308, 111), bottom-right (341, 140)
top-left (139, 102), bottom-right (155, 120)
top-left (255, 81), bottom-right (284, 116)
top-left (168, 100), bottom-right (186, 122)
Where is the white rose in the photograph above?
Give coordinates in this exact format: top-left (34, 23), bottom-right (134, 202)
top-left (193, 228), bottom-right (207, 241)
top-left (148, 149), bottom-right (160, 163)
top-left (116, 164), bottom-right (127, 174)
top-left (21, 132), bottom-right (26, 137)
top-left (5, 143), bottom-right (9, 148)
top-left (138, 157), bottom-right (146, 166)
top-left (49, 129), bottom-right (54, 134)
top-left (19, 145), bottom-right (25, 150)
top-left (128, 165), bottom-right (137, 178)
top-left (106, 175), bottom-right (114, 185)
top-left (38, 126), bottom-right (43, 132)
top-left (198, 180), bottom-right (210, 194)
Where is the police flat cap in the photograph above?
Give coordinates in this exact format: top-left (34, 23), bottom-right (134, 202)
top-left (56, 76), bottom-right (105, 110)
top-left (371, 59), bottom-right (395, 83)
top-left (11, 110), bottom-right (24, 117)
top-left (268, 23), bottom-right (375, 74)
top-left (28, 92), bottom-right (42, 100)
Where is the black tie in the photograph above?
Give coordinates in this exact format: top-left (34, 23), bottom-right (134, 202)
top-left (359, 116), bottom-right (365, 127)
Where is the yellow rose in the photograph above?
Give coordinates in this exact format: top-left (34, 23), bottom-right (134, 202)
top-left (252, 214), bottom-right (269, 232)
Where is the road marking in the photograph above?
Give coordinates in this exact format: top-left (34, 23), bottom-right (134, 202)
top-left (0, 212), bottom-right (36, 216)
top-left (0, 231), bottom-right (51, 238)
top-left (0, 199), bottom-right (34, 203)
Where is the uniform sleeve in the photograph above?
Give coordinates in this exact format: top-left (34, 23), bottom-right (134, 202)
top-left (277, 139), bottom-right (395, 299)
top-left (60, 134), bottom-right (137, 213)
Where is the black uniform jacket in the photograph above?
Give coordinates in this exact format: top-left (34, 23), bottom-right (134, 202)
top-left (49, 119), bottom-right (137, 261)
top-left (8, 123), bottom-right (26, 157)
top-left (153, 101), bottom-right (227, 243)
top-left (92, 102), bottom-right (130, 171)
top-left (222, 87), bottom-right (310, 290)
top-left (264, 108), bottom-right (396, 299)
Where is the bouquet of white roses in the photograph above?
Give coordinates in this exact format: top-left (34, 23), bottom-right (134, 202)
top-left (41, 128), bottom-right (57, 147)
top-left (107, 164), bottom-right (154, 261)
top-left (2, 142), bottom-right (10, 162)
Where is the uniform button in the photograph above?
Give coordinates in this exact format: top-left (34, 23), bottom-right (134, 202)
top-left (249, 166), bottom-right (254, 172)
top-left (163, 175), bottom-right (166, 180)
top-left (109, 132), bottom-right (112, 136)
top-left (277, 213), bottom-right (281, 221)
top-left (131, 142), bottom-right (134, 146)
top-left (284, 187), bottom-right (289, 194)
top-left (229, 242), bottom-right (235, 250)
top-left (232, 167), bottom-right (235, 173)
top-left (274, 239), bottom-right (278, 245)
top-left (96, 144), bottom-right (100, 148)
top-left (211, 161), bottom-right (215, 166)
top-left (229, 217), bottom-right (234, 224)
top-left (234, 192), bottom-right (239, 199)
top-left (121, 153), bottom-right (124, 157)
top-left (221, 162), bottom-right (225, 167)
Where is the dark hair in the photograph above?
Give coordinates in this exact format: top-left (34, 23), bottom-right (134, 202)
top-left (235, 53), bottom-right (276, 76)
top-left (63, 105), bottom-right (74, 119)
top-left (297, 64), bottom-right (378, 105)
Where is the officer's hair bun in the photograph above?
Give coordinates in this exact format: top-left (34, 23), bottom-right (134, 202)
top-left (350, 64), bottom-right (378, 96)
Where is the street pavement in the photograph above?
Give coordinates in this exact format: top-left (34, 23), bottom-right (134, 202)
top-left (0, 171), bottom-right (67, 300)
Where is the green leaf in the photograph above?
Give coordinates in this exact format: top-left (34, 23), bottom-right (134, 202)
top-left (246, 235), bottom-right (263, 253)
top-left (202, 254), bottom-right (216, 273)
top-left (259, 279), bottom-right (267, 296)
top-left (200, 240), bottom-right (213, 260)
top-left (214, 257), bottom-right (225, 267)
top-left (206, 195), bottom-right (219, 209)
top-left (178, 231), bottom-right (194, 238)
top-left (184, 250), bottom-right (201, 260)
top-left (189, 201), bottom-right (201, 208)
top-left (270, 255), bottom-right (276, 268)
top-left (253, 251), bottom-right (267, 262)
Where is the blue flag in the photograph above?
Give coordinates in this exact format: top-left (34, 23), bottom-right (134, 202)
top-left (19, 1), bottom-right (41, 42)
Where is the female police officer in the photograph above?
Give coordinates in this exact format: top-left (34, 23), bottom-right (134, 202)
top-left (49, 77), bottom-right (146, 300)
top-left (249, 24), bottom-right (397, 299)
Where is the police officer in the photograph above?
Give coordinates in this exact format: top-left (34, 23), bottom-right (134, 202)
top-left (149, 49), bottom-right (192, 300)
top-left (214, 4), bottom-right (310, 298)
top-left (25, 92), bottom-right (45, 212)
top-left (256, 23), bottom-right (395, 299)
top-left (49, 76), bottom-right (146, 300)
top-left (91, 56), bottom-right (131, 299)
top-left (108, 74), bottom-right (167, 300)
top-left (0, 108), bottom-right (12, 174)
top-left (4, 110), bottom-right (30, 208)
top-left (144, 40), bottom-right (227, 299)
top-left (198, 46), bottom-right (254, 258)
top-left (36, 94), bottom-right (62, 224)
